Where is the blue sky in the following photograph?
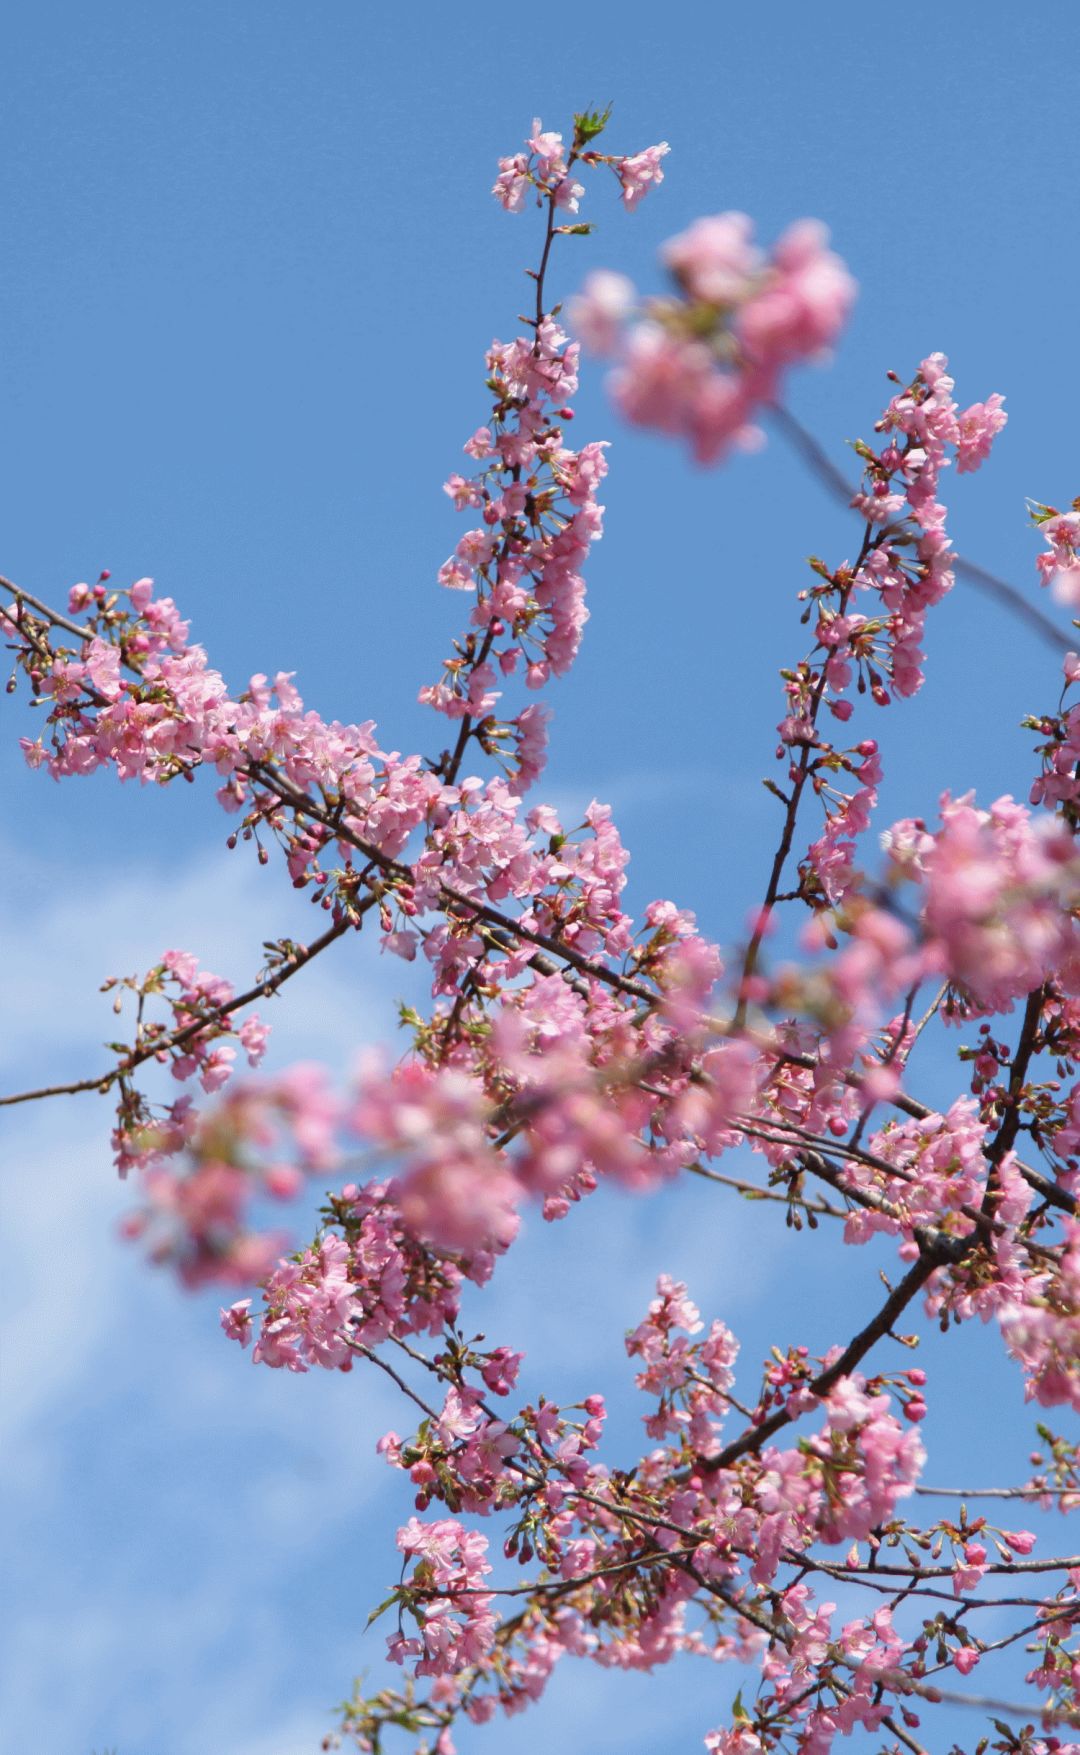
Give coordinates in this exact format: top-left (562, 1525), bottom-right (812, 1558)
top-left (3, 4), bottom-right (1080, 1752)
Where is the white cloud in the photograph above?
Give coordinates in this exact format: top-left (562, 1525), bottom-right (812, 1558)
top-left (539, 762), bottom-right (771, 839)
top-left (0, 841), bottom-right (817, 1755)
top-left (0, 841), bottom-right (420, 1754)
top-left (0, 836), bottom-right (411, 1443)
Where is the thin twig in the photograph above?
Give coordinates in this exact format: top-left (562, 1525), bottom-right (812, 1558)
top-left (0, 914), bottom-right (355, 1108)
top-left (767, 402), bottom-right (1068, 654)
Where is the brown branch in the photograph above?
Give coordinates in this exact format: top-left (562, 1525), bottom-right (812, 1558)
top-left (0, 913), bottom-right (355, 1109)
top-left (0, 1071), bottom-right (116, 1106)
top-left (984, 985), bottom-right (1046, 1206)
top-left (701, 1245), bottom-right (949, 1474)
top-left (809, 1552), bottom-right (1080, 1582)
top-left (915, 1484), bottom-right (1047, 1499)
top-left (0, 576), bottom-right (97, 645)
top-left (347, 1341), bottom-right (441, 1424)
top-left (685, 1160), bottom-right (849, 1221)
top-left (732, 519), bottom-right (877, 1028)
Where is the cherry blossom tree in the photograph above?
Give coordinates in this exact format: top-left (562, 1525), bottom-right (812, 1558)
top-left (4, 109), bottom-right (1080, 1755)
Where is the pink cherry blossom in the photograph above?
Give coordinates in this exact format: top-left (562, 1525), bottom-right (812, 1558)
top-left (613, 142), bottom-right (670, 211)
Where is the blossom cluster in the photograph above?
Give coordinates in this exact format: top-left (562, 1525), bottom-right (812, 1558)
top-left (492, 112), bottom-right (668, 218)
top-left (104, 947), bottom-right (270, 1111)
top-left (715, 352), bottom-right (1011, 914)
top-left (571, 212), bottom-right (855, 461)
top-left (123, 1062), bottom-right (339, 1287)
top-left (1032, 499), bottom-right (1080, 605)
top-left (343, 1274), bottom-right (967, 1744)
top-left (886, 790), bottom-right (1080, 1013)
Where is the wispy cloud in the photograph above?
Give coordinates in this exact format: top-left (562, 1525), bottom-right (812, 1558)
top-left (0, 843), bottom-right (789, 1755)
top-left (0, 836), bottom-right (411, 1090)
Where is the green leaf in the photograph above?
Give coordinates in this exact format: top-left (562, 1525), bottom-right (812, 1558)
top-left (573, 104), bottom-right (613, 145)
top-left (364, 1591), bottom-right (399, 1630)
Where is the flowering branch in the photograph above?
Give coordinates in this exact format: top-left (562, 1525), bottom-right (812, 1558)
top-left (6, 108), bottom-right (1080, 1755)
